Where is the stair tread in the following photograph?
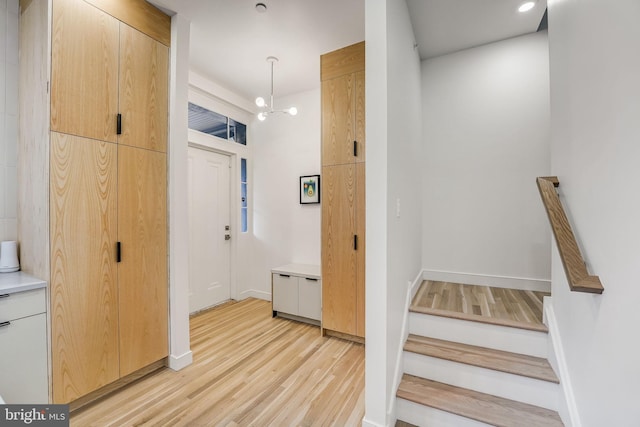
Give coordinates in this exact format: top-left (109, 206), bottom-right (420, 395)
top-left (409, 305), bottom-right (549, 332)
top-left (397, 374), bottom-right (564, 427)
top-left (405, 334), bottom-right (559, 383)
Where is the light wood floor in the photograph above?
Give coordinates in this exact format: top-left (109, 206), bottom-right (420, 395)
top-left (411, 281), bottom-right (549, 328)
top-left (71, 298), bottom-right (365, 426)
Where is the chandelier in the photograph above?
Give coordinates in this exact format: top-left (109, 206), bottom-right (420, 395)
top-left (255, 56), bottom-right (298, 121)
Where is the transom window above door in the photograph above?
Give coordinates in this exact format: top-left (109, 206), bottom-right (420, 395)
top-left (188, 102), bottom-right (247, 145)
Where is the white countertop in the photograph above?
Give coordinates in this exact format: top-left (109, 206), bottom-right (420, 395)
top-left (271, 263), bottom-right (321, 279)
top-left (0, 271), bottom-right (47, 295)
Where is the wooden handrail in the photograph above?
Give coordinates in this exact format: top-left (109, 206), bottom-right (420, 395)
top-left (537, 177), bottom-right (604, 294)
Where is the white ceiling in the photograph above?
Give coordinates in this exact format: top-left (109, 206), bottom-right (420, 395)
top-left (149, 0), bottom-right (546, 103)
top-left (406, 0), bottom-right (547, 59)
top-left (150, 0), bottom-right (365, 102)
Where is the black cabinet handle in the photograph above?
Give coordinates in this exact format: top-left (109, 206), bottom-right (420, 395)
top-left (305, 278), bottom-right (318, 282)
top-left (0, 294), bottom-right (9, 299)
top-left (353, 140), bottom-right (358, 157)
top-left (116, 242), bottom-right (122, 263)
top-left (117, 113), bottom-right (122, 135)
top-left (0, 321), bottom-right (10, 328)
top-left (279, 274), bottom-right (290, 278)
top-left (354, 235), bottom-right (358, 250)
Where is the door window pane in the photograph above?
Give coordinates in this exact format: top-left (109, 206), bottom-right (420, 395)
top-left (241, 158), bottom-right (248, 232)
top-left (229, 118), bottom-right (247, 145)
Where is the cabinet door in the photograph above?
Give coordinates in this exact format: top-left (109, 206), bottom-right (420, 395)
top-left (118, 145), bottom-right (168, 377)
top-left (50, 132), bottom-right (119, 403)
top-left (118, 24), bottom-right (169, 153)
top-left (51, 0), bottom-right (119, 143)
top-left (322, 164), bottom-right (357, 335)
top-left (273, 274), bottom-right (299, 315)
top-left (322, 74), bottom-right (355, 166)
top-left (299, 278), bottom-right (321, 321)
top-left (355, 71), bottom-right (366, 164)
top-left (0, 314), bottom-right (48, 403)
top-left (356, 163), bottom-right (366, 337)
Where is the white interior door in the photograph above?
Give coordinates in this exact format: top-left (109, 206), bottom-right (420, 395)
top-left (188, 147), bottom-right (231, 313)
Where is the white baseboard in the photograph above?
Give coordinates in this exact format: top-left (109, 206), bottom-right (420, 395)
top-left (168, 350), bottom-right (193, 371)
top-left (361, 417), bottom-right (386, 427)
top-left (544, 298), bottom-right (581, 427)
top-left (387, 269), bottom-right (425, 426)
top-left (422, 269), bottom-right (550, 292)
top-left (238, 289), bottom-right (271, 301)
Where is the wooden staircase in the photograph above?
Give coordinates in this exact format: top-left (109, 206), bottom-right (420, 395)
top-left (396, 281), bottom-right (564, 426)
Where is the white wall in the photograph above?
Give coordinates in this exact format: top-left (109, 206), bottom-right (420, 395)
top-left (167, 13), bottom-right (192, 371)
top-left (251, 89), bottom-right (322, 298)
top-left (384, 0), bottom-right (423, 423)
top-left (421, 32), bottom-right (551, 285)
top-left (547, 1), bottom-right (640, 425)
top-left (364, 0), bottom-right (389, 425)
top-left (0, 0), bottom-right (18, 242)
top-left (364, 0), bottom-right (423, 425)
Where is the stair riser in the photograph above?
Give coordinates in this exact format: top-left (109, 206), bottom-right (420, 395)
top-left (403, 351), bottom-right (559, 410)
top-left (397, 398), bottom-right (492, 427)
top-left (409, 312), bottom-right (548, 357)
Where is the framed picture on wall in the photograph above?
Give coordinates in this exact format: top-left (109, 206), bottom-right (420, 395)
top-left (300, 175), bottom-right (320, 204)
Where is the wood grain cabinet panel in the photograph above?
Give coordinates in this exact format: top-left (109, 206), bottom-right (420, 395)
top-left (84, 0), bottom-right (171, 46)
top-left (356, 163), bottom-right (366, 337)
top-left (50, 132), bottom-right (119, 403)
top-left (51, 0), bottom-right (119, 143)
top-left (355, 71), bottom-right (366, 164)
top-left (117, 146), bottom-right (168, 377)
top-left (118, 24), bottom-right (169, 153)
top-left (321, 164), bottom-right (357, 335)
top-left (321, 74), bottom-right (355, 166)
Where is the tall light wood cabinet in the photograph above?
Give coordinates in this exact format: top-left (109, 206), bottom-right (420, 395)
top-left (321, 42), bottom-right (366, 340)
top-left (19, 0), bottom-right (170, 405)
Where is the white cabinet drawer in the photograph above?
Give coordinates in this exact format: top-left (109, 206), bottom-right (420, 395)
top-left (0, 312), bottom-right (48, 403)
top-left (272, 273), bottom-right (299, 315)
top-left (298, 277), bottom-right (321, 321)
top-left (0, 288), bottom-right (46, 322)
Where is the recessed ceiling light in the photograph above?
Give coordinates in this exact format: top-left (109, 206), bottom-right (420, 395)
top-left (518, 1), bottom-right (536, 12)
top-left (255, 3), bottom-right (267, 13)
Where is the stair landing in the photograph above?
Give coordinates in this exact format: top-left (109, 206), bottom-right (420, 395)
top-left (410, 280), bottom-right (550, 332)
